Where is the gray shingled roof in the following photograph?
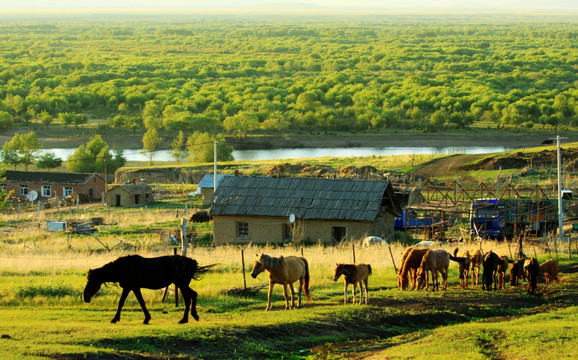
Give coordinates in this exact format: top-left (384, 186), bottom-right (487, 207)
top-left (211, 176), bottom-right (399, 222)
top-left (4, 170), bottom-right (100, 185)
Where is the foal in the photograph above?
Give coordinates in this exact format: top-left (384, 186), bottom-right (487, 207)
top-left (333, 263), bottom-right (372, 304)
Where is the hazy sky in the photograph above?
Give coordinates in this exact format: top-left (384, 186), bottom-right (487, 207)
top-left (1, 0), bottom-right (577, 11)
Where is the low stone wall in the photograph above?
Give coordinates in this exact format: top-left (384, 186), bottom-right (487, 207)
top-left (115, 167), bottom-right (207, 184)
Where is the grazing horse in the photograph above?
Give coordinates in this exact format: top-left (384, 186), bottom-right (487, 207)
top-left (250, 253), bottom-right (311, 310)
top-left (416, 249), bottom-right (451, 291)
top-left (333, 263), bottom-right (372, 304)
top-left (482, 251), bottom-right (500, 291)
top-left (83, 255), bottom-right (213, 324)
top-left (510, 258), bottom-right (526, 286)
top-left (397, 248), bottom-right (428, 290)
top-left (453, 248), bottom-right (471, 288)
top-left (497, 255), bottom-right (510, 289)
top-left (539, 259), bottom-right (559, 284)
top-left (465, 248), bottom-right (484, 286)
top-left (524, 257), bottom-right (540, 294)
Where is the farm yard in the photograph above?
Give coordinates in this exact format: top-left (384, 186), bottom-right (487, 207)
top-left (0, 205), bottom-right (576, 359)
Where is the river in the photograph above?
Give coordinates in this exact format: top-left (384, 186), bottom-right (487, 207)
top-left (37, 145), bottom-right (513, 162)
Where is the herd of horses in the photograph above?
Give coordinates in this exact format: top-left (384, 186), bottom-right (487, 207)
top-left (82, 248), bottom-right (560, 324)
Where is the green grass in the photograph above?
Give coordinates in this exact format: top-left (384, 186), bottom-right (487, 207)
top-left (0, 247), bottom-right (576, 359)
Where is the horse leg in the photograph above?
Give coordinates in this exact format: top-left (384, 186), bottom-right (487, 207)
top-left (288, 283), bottom-right (296, 309)
top-left (132, 288), bottom-right (152, 324)
top-left (179, 285), bottom-right (199, 323)
top-left (265, 282), bottom-right (274, 311)
top-left (297, 278), bottom-right (303, 308)
top-left (111, 288), bottom-right (130, 323)
top-left (343, 282), bottom-right (348, 304)
top-left (363, 279), bottom-right (369, 304)
top-left (282, 284), bottom-right (290, 310)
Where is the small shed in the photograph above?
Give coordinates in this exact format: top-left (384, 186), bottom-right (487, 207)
top-left (197, 174), bottom-right (231, 206)
top-left (108, 181), bottom-right (154, 207)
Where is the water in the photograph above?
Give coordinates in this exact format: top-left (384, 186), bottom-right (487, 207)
top-left (37, 146), bottom-right (510, 162)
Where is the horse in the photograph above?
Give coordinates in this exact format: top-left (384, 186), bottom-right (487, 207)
top-left (464, 248), bottom-right (484, 286)
top-left (482, 251), bottom-right (500, 291)
top-left (333, 263), bottom-right (372, 304)
top-left (497, 255), bottom-right (510, 289)
top-left (250, 253), bottom-right (311, 311)
top-left (510, 258), bottom-right (526, 286)
top-left (539, 259), bottom-right (559, 284)
top-left (453, 248), bottom-right (471, 288)
top-left (524, 257), bottom-right (540, 294)
top-left (416, 249), bottom-right (451, 291)
top-left (397, 248), bottom-right (428, 290)
top-left (83, 255), bottom-right (213, 324)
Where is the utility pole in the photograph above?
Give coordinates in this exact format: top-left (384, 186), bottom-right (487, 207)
top-left (213, 141), bottom-right (219, 198)
top-left (557, 135), bottom-right (564, 242)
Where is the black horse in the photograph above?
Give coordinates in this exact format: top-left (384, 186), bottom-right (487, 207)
top-left (83, 255), bottom-right (213, 324)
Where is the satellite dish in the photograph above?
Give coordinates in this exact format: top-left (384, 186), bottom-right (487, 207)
top-left (289, 213), bottom-right (295, 224)
top-left (27, 190), bottom-right (38, 202)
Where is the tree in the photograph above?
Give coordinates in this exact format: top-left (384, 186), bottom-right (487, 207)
top-left (0, 111), bottom-right (13, 131)
top-left (0, 170), bottom-right (12, 213)
top-left (1, 132), bottom-right (42, 170)
top-left (186, 132), bottom-right (233, 163)
top-left (141, 128), bottom-right (161, 166)
top-left (36, 152), bottom-right (63, 171)
top-left (66, 134), bottom-right (125, 173)
top-left (170, 130), bottom-right (188, 164)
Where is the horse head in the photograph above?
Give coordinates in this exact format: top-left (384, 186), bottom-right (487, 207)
top-left (333, 263), bottom-right (344, 281)
top-left (415, 268), bottom-right (426, 289)
top-left (82, 269), bottom-right (102, 303)
top-left (250, 254), bottom-right (266, 279)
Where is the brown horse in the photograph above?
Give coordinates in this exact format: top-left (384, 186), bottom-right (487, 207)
top-left (416, 249), bottom-right (451, 291)
top-left (510, 258), bottom-right (526, 286)
top-left (497, 255), bottom-right (510, 289)
top-left (524, 257), bottom-right (540, 294)
top-left (539, 259), bottom-right (559, 284)
top-left (397, 248), bottom-right (428, 290)
top-left (250, 253), bottom-right (311, 310)
top-left (333, 263), bottom-right (372, 304)
top-left (83, 255), bottom-right (213, 324)
top-left (464, 248), bottom-right (484, 286)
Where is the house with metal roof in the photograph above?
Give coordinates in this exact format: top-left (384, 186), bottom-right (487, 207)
top-left (196, 174), bottom-right (231, 206)
top-left (210, 176), bottom-right (401, 245)
top-left (2, 170), bottom-right (105, 202)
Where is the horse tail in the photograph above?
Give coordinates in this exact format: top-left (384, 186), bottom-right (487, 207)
top-left (367, 264), bottom-right (373, 276)
top-left (177, 256), bottom-right (216, 281)
top-left (301, 257), bottom-right (312, 302)
top-left (453, 247), bottom-right (459, 257)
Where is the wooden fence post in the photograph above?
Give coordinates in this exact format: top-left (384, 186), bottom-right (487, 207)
top-left (241, 249), bottom-right (248, 300)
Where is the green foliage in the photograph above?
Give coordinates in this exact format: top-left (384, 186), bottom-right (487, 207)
top-left (36, 152), bottom-right (63, 170)
top-left (0, 16), bottom-right (576, 138)
top-left (140, 128), bottom-right (161, 165)
top-left (16, 284), bottom-right (77, 298)
top-left (186, 132), bottom-right (233, 163)
top-left (0, 131), bottom-right (42, 170)
top-left (66, 134), bottom-right (126, 173)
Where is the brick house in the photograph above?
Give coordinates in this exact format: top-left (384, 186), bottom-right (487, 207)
top-left (210, 176), bottom-right (401, 245)
top-left (2, 170), bottom-right (105, 201)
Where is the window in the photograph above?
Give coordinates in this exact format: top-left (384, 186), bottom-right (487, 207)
top-left (41, 185), bottom-right (52, 197)
top-left (19, 185), bottom-right (28, 196)
top-left (237, 222), bottom-right (249, 238)
top-left (331, 226), bottom-right (347, 243)
top-left (63, 187), bottom-right (73, 197)
top-left (0, 183), bottom-right (6, 192)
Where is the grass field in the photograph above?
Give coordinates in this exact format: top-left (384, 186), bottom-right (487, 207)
top-left (0, 235), bottom-right (576, 359)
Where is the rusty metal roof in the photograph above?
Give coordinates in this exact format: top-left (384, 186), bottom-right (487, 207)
top-left (210, 176), bottom-right (400, 222)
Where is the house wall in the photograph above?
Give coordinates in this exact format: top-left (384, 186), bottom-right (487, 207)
top-left (4, 176), bottom-right (105, 201)
top-left (201, 187), bottom-right (214, 206)
top-left (108, 186), bottom-right (153, 207)
top-left (213, 215), bottom-right (392, 245)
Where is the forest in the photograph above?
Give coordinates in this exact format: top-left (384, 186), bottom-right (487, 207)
top-left (0, 14), bottom-right (577, 138)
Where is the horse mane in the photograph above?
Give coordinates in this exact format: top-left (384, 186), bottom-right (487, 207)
top-left (261, 254), bottom-right (283, 271)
